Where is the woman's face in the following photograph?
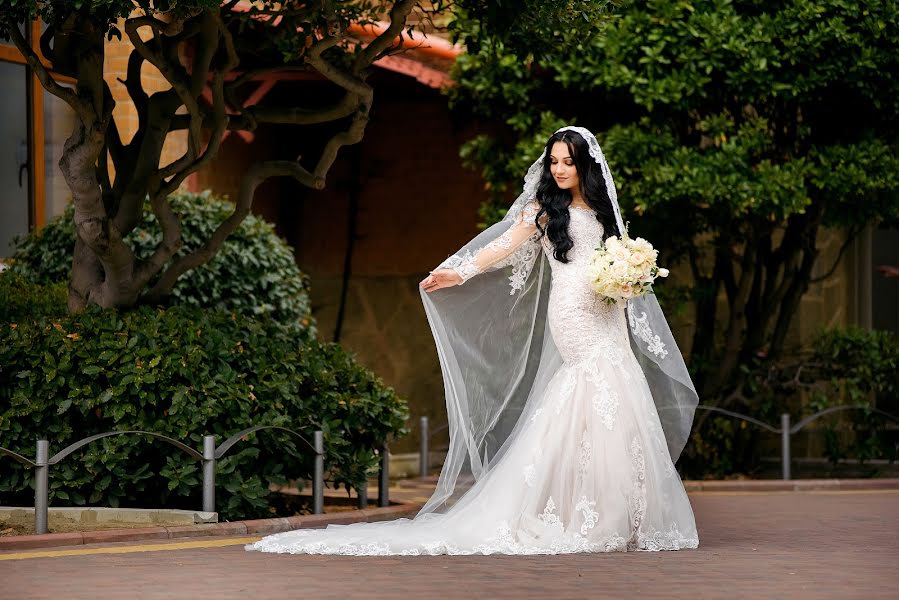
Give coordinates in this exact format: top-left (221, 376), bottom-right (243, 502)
top-left (549, 141), bottom-right (580, 192)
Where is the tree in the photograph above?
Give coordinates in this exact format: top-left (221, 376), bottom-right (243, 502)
top-left (0, 0), bottom-right (420, 311)
top-left (449, 0), bottom-right (899, 403)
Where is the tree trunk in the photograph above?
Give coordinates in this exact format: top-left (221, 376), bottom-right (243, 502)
top-left (60, 23), bottom-right (139, 311)
top-left (703, 236), bottom-right (757, 398)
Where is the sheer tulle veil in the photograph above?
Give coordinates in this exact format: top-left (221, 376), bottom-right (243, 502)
top-left (417, 126), bottom-right (699, 517)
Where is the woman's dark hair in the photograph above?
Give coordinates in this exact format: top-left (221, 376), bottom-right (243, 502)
top-left (535, 130), bottom-right (619, 262)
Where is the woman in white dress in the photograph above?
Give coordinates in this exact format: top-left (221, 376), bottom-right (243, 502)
top-left (248, 126), bottom-right (700, 555)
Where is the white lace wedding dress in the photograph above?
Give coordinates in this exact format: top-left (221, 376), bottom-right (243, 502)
top-left (248, 203), bottom-right (699, 556)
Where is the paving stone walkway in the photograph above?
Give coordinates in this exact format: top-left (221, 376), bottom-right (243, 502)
top-left (2, 489), bottom-right (897, 599)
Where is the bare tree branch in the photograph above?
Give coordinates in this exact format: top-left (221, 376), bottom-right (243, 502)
top-left (306, 42), bottom-right (369, 96)
top-left (250, 95), bottom-right (361, 125)
top-left (314, 107), bottom-right (370, 179)
top-left (810, 223), bottom-right (863, 283)
top-left (97, 140), bottom-right (112, 199)
top-left (185, 14), bottom-right (219, 96)
top-left (133, 10), bottom-right (246, 290)
top-left (155, 14), bottom-right (224, 181)
top-left (352, 0), bottom-right (418, 73)
top-left (39, 22), bottom-right (55, 64)
top-left (117, 50), bottom-right (149, 135)
top-left (706, 238), bottom-right (757, 395)
top-left (158, 73), bottom-right (229, 196)
top-left (144, 158), bottom-right (320, 301)
top-left (5, 18), bottom-right (90, 120)
top-left (125, 14), bottom-right (204, 154)
top-left (158, 13), bottom-right (239, 193)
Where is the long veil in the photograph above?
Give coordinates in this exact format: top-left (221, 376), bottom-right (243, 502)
top-left (418, 126), bottom-right (699, 517)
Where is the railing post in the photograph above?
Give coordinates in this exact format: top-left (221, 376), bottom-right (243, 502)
top-left (781, 413), bottom-right (791, 480)
top-left (419, 416), bottom-right (429, 480)
top-left (378, 442), bottom-right (389, 507)
top-left (202, 435), bottom-right (216, 513)
top-left (313, 430), bottom-right (324, 515)
top-left (34, 440), bottom-right (50, 535)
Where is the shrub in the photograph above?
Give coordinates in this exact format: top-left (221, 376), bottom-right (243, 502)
top-left (812, 328), bottom-right (899, 401)
top-left (0, 304), bottom-right (408, 520)
top-left (681, 327), bottom-right (899, 478)
top-left (10, 190), bottom-right (315, 336)
top-left (806, 328), bottom-right (899, 466)
top-left (0, 272), bottom-right (67, 323)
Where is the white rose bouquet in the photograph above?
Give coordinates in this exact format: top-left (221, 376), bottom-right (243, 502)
top-left (589, 230), bottom-right (668, 304)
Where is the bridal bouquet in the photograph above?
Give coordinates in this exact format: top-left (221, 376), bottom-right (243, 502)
top-left (589, 232), bottom-right (668, 304)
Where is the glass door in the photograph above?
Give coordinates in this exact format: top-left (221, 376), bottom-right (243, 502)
top-left (0, 60), bottom-right (29, 257)
top-left (44, 87), bottom-right (76, 219)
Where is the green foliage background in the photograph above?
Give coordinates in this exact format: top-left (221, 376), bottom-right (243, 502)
top-left (448, 0), bottom-right (899, 474)
top-left (1, 190), bottom-right (408, 517)
top-left (683, 327), bottom-right (899, 477)
top-left (12, 191), bottom-right (316, 335)
top-left (0, 303), bottom-right (407, 519)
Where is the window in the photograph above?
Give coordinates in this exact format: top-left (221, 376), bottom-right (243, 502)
top-left (0, 61), bottom-right (29, 256)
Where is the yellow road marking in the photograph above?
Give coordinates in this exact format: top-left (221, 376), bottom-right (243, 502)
top-left (0, 536), bottom-right (261, 561)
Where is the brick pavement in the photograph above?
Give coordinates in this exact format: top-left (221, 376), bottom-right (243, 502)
top-left (1, 490), bottom-right (897, 600)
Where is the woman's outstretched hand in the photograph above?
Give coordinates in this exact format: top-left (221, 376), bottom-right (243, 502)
top-left (420, 269), bottom-right (463, 293)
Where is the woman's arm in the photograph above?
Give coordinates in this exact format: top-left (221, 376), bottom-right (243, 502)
top-left (420, 202), bottom-right (540, 293)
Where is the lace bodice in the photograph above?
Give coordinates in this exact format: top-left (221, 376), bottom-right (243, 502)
top-left (544, 207), bottom-right (629, 363)
top-left (448, 203), bottom-right (630, 363)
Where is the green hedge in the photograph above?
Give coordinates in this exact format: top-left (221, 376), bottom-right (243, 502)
top-left (0, 304), bottom-right (408, 520)
top-left (0, 272), bottom-right (67, 323)
top-left (10, 190), bottom-right (314, 335)
top-left (682, 327), bottom-right (899, 478)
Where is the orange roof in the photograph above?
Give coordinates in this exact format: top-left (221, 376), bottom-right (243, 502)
top-left (229, 3), bottom-right (461, 88)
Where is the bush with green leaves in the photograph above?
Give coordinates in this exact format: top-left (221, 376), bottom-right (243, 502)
top-left (681, 327), bottom-right (899, 478)
top-left (0, 272), bottom-right (67, 323)
top-left (11, 190), bottom-right (315, 337)
top-left (0, 304), bottom-right (408, 520)
top-left (450, 0), bottom-right (899, 404)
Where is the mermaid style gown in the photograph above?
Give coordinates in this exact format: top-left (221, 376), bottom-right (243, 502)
top-left (247, 204), bottom-right (699, 555)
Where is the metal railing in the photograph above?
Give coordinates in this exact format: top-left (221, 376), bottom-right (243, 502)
top-left (696, 405), bottom-right (899, 479)
top-left (1, 427), bottom-right (392, 535)
top-left (7, 405), bottom-right (895, 535)
top-left (416, 405), bottom-right (899, 481)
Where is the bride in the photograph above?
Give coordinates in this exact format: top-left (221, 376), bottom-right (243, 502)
top-left (247, 126), bottom-right (700, 555)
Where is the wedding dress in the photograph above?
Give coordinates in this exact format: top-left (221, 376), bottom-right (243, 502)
top-left (247, 126), bottom-right (699, 556)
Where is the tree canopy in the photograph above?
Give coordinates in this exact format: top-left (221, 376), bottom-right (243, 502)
top-left (0, 0), bottom-right (421, 310)
top-left (450, 0), bottom-right (899, 400)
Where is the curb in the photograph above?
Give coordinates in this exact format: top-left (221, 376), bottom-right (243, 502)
top-left (3, 478), bottom-right (898, 551)
top-left (0, 502), bottom-right (424, 552)
top-left (683, 478), bottom-right (899, 492)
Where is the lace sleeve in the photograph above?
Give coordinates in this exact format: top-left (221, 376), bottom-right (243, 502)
top-left (440, 202), bottom-right (541, 284)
